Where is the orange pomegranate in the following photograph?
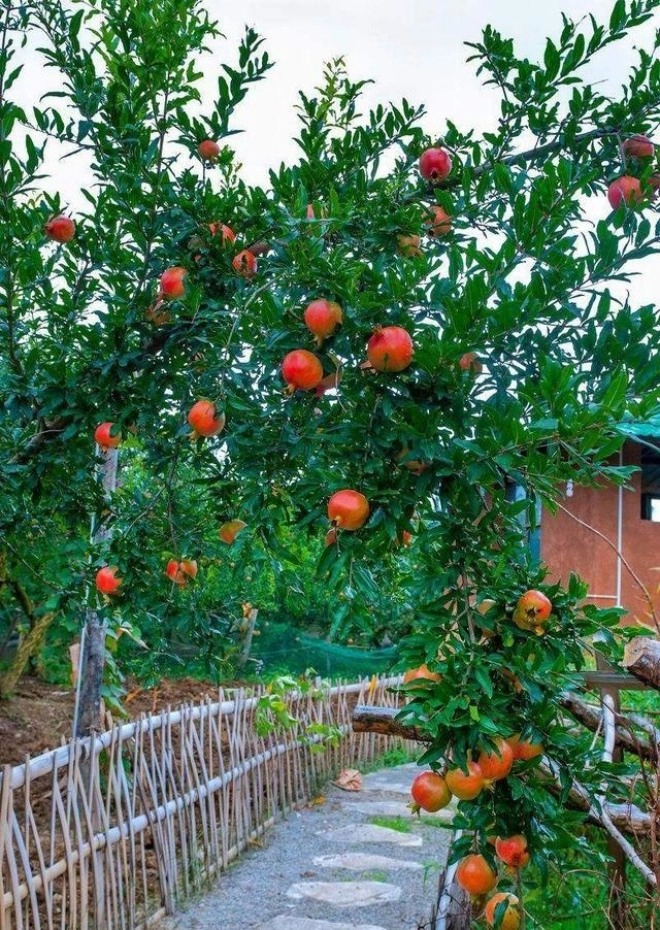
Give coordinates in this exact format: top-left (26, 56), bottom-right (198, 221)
top-left (476, 738), bottom-right (514, 782)
top-left (94, 422), bottom-right (121, 450)
top-left (187, 400), bottom-right (226, 438)
top-left (455, 854), bottom-right (498, 896)
top-left (507, 733), bottom-right (544, 761)
top-left (160, 266), bottom-right (187, 299)
top-left (445, 761), bottom-right (485, 800)
top-left (397, 233), bottom-right (423, 257)
top-left (402, 664), bottom-right (441, 684)
top-left (512, 589), bottom-right (552, 635)
top-left (424, 204), bottom-right (452, 237)
top-left (96, 566), bottom-right (121, 596)
top-left (232, 249), bottom-right (257, 277)
top-left (219, 520), bottom-right (247, 544)
top-left (484, 892), bottom-right (521, 929)
top-left (165, 559), bottom-right (198, 585)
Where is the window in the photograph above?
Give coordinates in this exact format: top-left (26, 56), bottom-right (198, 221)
top-left (640, 444), bottom-right (660, 522)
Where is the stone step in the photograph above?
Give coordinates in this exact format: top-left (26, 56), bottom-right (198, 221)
top-left (319, 823), bottom-right (423, 847)
top-left (286, 880), bottom-right (402, 907)
top-left (260, 918), bottom-right (387, 930)
top-left (313, 852), bottom-right (423, 871)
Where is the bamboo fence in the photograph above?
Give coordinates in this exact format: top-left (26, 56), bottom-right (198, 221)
top-left (0, 676), bottom-right (408, 930)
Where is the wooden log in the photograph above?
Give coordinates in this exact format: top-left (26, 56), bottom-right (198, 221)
top-left (623, 637), bottom-right (660, 690)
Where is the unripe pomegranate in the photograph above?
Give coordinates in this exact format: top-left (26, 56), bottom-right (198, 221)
top-left (187, 400), bottom-right (225, 438)
top-left (397, 234), bottom-right (422, 257)
top-left (44, 214), bottom-right (76, 243)
top-left (495, 834), bottom-right (530, 869)
top-left (484, 893), bottom-right (521, 929)
top-left (445, 761), bottom-right (485, 800)
top-left (419, 147), bottom-right (452, 182)
top-left (233, 249), bottom-right (257, 277)
top-left (512, 589), bottom-right (552, 635)
top-left (367, 326), bottom-right (414, 372)
top-left (304, 299), bottom-right (343, 342)
top-left (95, 422), bottom-right (121, 450)
top-left (96, 566), bottom-right (121, 596)
top-left (327, 489), bottom-right (370, 530)
top-left (455, 854), bottom-right (498, 895)
top-left (424, 205), bottom-right (452, 237)
top-left (198, 139), bottom-right (221, 161)
top-left (160, 266), bottom-right (188, 299)
top-left (219, 520), bottom-right (247, 544)
top-left (476, 738), bottom-right (514, 782)
top-left (607, 175), bottom-right (643, 210)
top-left (411, 771), bottom-right (452, 812)
top-left (208, 222), bottom-right (236, 243)
top-left (622, 134), bottom-right (654, 158)
top-left (282, 350), bottom-right (323, 391)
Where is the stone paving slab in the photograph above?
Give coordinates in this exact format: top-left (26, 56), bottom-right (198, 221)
top-left (286, 880), bottom-right (402, 907)
top-left (261, 919), bottom-right (387, 930)
top-left (320, 823), bottom-right (423, 847)
top-left (361, 764), bottom-right (421, 795)
top-left (313, 852), bottom-right (423, 871)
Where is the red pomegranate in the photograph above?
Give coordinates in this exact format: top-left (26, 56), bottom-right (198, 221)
top-left (44, 214), bottom-right (76, 243)
top-left (187, 400), bottom-right (226, 437)
top-left (327, 489), bottom-right (370, 530)
top-left (367, 326), bottom-right (414, 372)
top-left (282, 350), bottom-right (323, 391)
top-left (419, 147), bottom-right (452, 182)
top-left (304, 299), bottom-right (343, 341)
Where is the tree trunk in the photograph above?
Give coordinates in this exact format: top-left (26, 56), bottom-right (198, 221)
top-left (74, 610), bottom-right (106, 740)
top-left (0, 611), bottom-right (56, 697)
top-left (236, 605), bottom-right (258, 671)
top-left (623, 637), bottom-right (660, 690)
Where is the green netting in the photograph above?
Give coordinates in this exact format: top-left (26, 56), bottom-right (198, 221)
top-left (251, 620), bottom-right (399, 678)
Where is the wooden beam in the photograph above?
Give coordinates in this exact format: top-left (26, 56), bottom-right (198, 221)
top-left (622, 637), bottom-right (660, 690)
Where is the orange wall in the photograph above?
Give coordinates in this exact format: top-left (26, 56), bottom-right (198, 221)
top-left (541, 444), bottom-right (660, 627)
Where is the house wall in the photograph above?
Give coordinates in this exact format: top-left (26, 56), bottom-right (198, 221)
top-left (540, 443), bottom-right (660, 627)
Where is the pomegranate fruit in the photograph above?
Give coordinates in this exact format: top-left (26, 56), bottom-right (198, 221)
top-left (282, 350), bottom-right (323, 391)
top-left (198, 139), bottom-right (220, 160)
top-left (187, 400), bottom-right (226, 438)
top-left (402, 664), bottom-right (441, 684)
top-left (304, 299), bottom-right (343, 342)
top-left (232, 249), bottom-right (257, 277)
top-left (484, 892), bottom-right (521, 929)
top-left (607, 175), bottom-right (643, 210)
top-left (476, 738), bottom-right (514, 782)
top-left (455, 854), bottom-right (498, 895)
top-left (367, 326), bottom-right (414, 372)
top-left (94, 422), bottom-right (121, 450)
top-left (208, 222), bottom-right (236, 243)
top-left (495, 834), bottom-right (530, 869)
top-left (219, 520), bottom-right (247, 544)
top-left (44, 214), bottom-right (76, 243)
top-left (507, 733), bottom-right (544, 761)
top-left (419, 147), bottom-right (452, 182)
top-left (96, 566), bottom-right (121, 596)
top-left (397, 233), bottom-right (422, 257)
top-left (445, 761), bottom-right (485, 800)
top-left (166, 559), bottom-right (198, 585)
top-left (327, 489), bottom-right (370, 530)
top-left (160, 266), bottom-right (188, 299)
top-left (411, 771), bottom-right (452, 812)
top-left (622, 134), bottom-right (654, 158)
top-left (424, 205), bottom-right (452, 236)
top-left (459, 352), bottom-right (482, 373)
top-left (315, 371), bottom-right (342, 396)
top-left (512, 589), bottom-right (552, 634)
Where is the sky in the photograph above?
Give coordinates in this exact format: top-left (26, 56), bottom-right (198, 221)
top-left (14, 1), bottom-right (660, 300)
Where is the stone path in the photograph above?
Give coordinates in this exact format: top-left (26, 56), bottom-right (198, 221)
top-left (164, 763), bottom-right (454, 930)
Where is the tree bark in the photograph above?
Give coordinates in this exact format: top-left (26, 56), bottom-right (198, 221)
top-left (623, 637), bottom-right (660, 690)
top-left (0, 610), bottom-right (56, 697)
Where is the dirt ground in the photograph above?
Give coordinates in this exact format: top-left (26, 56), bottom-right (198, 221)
top-left (0, 675), bottom-right (251, 767)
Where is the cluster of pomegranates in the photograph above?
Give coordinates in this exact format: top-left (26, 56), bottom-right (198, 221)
top-left (607, 134), bottom-right (658, 208)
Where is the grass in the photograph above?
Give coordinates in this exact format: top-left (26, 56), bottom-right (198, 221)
top-left (367, 815), bottom-right (412, 833)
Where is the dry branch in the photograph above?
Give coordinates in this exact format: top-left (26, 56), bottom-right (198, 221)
top-left (623, 637), bottom-right (660, 691)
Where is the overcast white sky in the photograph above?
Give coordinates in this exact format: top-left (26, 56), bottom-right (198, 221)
top-left (15, 0), bottom-right (660, 300)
